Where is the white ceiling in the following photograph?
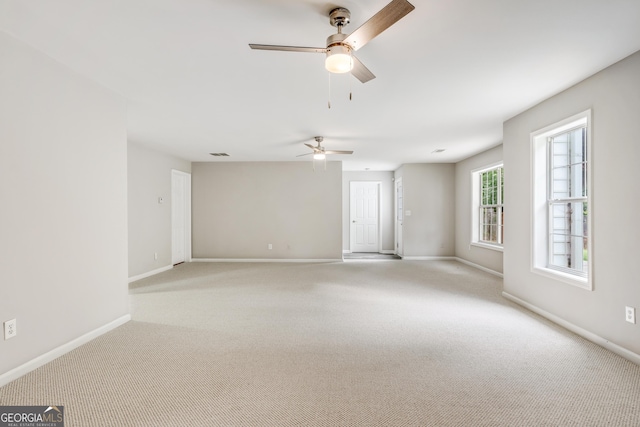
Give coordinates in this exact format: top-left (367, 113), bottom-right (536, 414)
top-left (2, 0), bottom-right (640, 170)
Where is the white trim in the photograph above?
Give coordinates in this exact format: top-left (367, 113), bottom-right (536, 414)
top-left (394, 177), bottom-right (403, 257)
top-left (455, 257), bottom-right (503, 278)
top-left (171, 169), bottom-right (192, 265)
top-left (192, 258), bottom-right (343, 263)
top-left (470, 242), bottom-right (504, 253)
top-left (532, 266), bottom-right (589, 290)
top-left (128, 265), bottom-right (173, 283)
top-left (0, 315), bottom-right (131, 387)
top-left (530, 110), bottom-right (590, 137)
top-left (502, 292), bottom-right (640, 366)
top-left (400, 256), bottom-right (456, 261)
top-left (470, 160), bottom-right (505, 175)
top-left (530, 110), bottom-right (593, 291)
top-left (343, 250), bottom-right (396, 255)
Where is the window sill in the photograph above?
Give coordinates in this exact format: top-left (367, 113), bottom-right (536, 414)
top-left (532, 266), bottom-right (592, 291)
top-left (470, 242), bottom-right (503, 253)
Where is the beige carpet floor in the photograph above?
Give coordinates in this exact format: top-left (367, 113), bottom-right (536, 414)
top-left (1, 260), bottom-right (639, 426)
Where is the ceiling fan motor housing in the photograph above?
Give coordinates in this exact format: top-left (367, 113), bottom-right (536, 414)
top-left (326, 32), bottom-right (349, 48)
top-left (329, 7), bottom-right (351, 28)
top-left (326, 33), bottom-right (352, 56)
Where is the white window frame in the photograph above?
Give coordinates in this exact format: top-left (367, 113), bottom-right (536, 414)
top-left (531, 110), bottom-right (593, 290)
top-left (471, 162), bottom-right (504, 252)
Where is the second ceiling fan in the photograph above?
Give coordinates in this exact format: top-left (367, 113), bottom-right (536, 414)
top-left (297, 136), bottom-right (353, 160)
top-left (249, 0), bottom-right (415, 83)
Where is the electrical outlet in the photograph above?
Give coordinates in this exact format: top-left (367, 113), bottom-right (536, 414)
top-left (625, 306), bottom-right (636, 324)
top-left (4, 319), bottom-right (17, 340)
top-left (154, 252), bottom-right (158, 260)
top-left (268, 244), bottom-right (273, 250)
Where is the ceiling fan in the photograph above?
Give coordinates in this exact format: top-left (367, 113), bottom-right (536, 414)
top-left (297, 136), bottom-right (353, 160)
top-left (249, 0), bottom-right (415, 83)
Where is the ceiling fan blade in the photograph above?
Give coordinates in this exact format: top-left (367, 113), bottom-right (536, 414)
top-left (324, 150), bottom-right (353, 155)
top-left (249, 44), bottom-right (326, 54)
top-left (304, 143), bottom-right (320, 151)
top-left (296, 152), bottom-right (314, 157)
top-left (343, 0), bottom-right (415, 51)
top-left (351, 56), bottom-right (376, 83)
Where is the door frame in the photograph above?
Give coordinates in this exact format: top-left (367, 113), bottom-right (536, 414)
top-left (394, 177), bottom-right (403, 257)
top-left (171, 169), bottom-right (192, 265)
top-left (349, 181), bottom-right (382, 253)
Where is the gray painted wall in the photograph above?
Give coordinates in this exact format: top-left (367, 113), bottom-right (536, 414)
top-left (128, 142), bottom-right (191, 278)
top-left (192, 162), bottom-right (343, 260)
top-left (394, 164), bottom-right (455, 257)
top-left (342, 171), bottom-right (395, 253)
top-left (0, 32), bottom-right (129, 376)
top-left (455, 145), bottom-right (504, 273)
top-left (503, 50), bottom-right (640, 355)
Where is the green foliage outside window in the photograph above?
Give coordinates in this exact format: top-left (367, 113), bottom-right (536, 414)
top-left (480, 167), bottom-right (504, 244)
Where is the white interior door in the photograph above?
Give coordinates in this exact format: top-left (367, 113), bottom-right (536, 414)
top-left (395, 177), bottom-right (403, 257)
top-left (172, 170), bottom-right (191, 265)
top-left (350, 181), bottom-right (380, 253)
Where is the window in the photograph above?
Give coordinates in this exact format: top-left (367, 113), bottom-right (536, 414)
top-left (480, 166), bottom-right (504, 245)
top-left (471, 163), bottom-right (504, 250)
top-left (548, 126), bottom-right (588, 275)
top-left (531, 110), bottom-right (592, 289)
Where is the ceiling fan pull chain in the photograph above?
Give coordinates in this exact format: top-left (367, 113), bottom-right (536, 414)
top-left (349, 50), bottom-right (353, 101)
top-left (328, 72), bottom-right (332, 109)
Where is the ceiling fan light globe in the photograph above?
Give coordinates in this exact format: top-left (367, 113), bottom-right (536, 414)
top-left (313, 153), bottom-right (326, 160)
top-left (325, 45), bottom-right (354, 73)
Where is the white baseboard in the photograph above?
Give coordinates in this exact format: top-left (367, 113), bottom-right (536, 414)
top-left (192, 258), bottom-right (343, 263)
top-left (454, 257), bottom-right (503, 278)
top-left (502, 292), bottom-right (640, 366)
top-left (0, 314), bottom-right (131, 387)
top-left (343, 250), bottom-right (395, 255)
top-left (400, 256), bottom-right (456, 261)
top-left (128, 265), bottom-right (173, 283)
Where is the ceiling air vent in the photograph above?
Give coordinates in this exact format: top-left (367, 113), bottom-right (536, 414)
top-left (431, 149), bottom-right (446, 153)
top-left (210, 153), bottom-right (230, 157)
